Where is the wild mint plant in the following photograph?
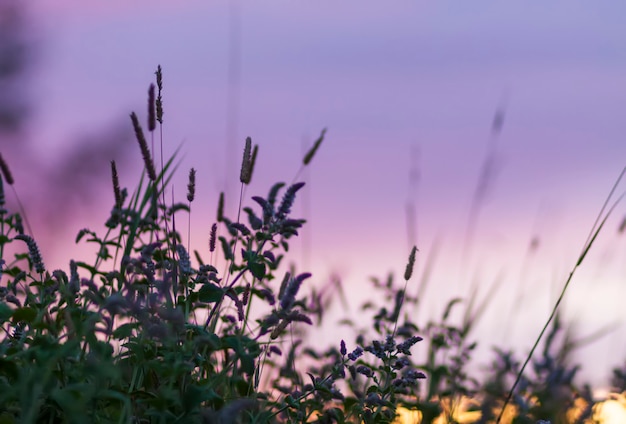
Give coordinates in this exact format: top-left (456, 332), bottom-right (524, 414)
top-left (333, 268), bottom-right (483, 424)
top-left (479, 314), bottom-right (596, 424)
top-left (2, 63), bottom-right (624, 424)
top-left (268, 248), bottom-right (428, 424)
top-left (0, 67), bottom-right (342, 423)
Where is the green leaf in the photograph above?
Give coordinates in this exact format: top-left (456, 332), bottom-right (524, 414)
top-left (11, 307), bottom-right (36, 324)
top-left (75, 228), bottom-right (95, 244)
top-left (219, 236), bottom-right (233, 260)
top-left (442, 298), bottom-right (462, 321)
top-left (199, 283), bottom-right (223, 303)
top-left (342, 397), bottom-right (359, 412)
top-left (0, 303), bottom-right (12, 321)
top-left (240, 353), bottom-right (255, 376)
top-left (221, 335), bottom-right (242, 353)
top-left (249, 262), bottom-right (266, 280)
top-left (112, 322), bottom-right (139, 340)
top-left (183, 384), bottom-right (204, 412)
top-left (0, 358), bottom-right (18, 381)
top-left (75, 261), bottom-right (99, 276)
top-left (0, 412), bottom-right (15, 424)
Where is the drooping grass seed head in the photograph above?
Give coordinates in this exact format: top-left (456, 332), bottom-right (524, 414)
top-left (0, 153), bottom-right (14, 185)
top-left (130, 112), bottom-right (157, 181)
top-left (217, 192), bottom-right (224, 222)
top-left (150, 188), bottom-right (158, 221)
top-left (148, 83), bottom-right (156, 132)
top-left (155, 64), bottom-right (163, 91)
top-left (404, 246), bottom-right (418, 281)
top-left (247, 144), bottom-right (258, 184)
top-left (156, 95), bottom-right (163, 124)
top-left (492, 105), bottom-right (505, 135)
top-left (187, 168), bottom-right (196, 202)
top-left (240, 137), bottom-right (252, 184)
top-left (155, 65), bottom-right (163, 124)
top-left (0, 175), bottom-right (4, 207)
top-left (110, 160), bottom-right (122, 208)
top-left (303, 128), bottom-right (327, 166)
top-left (209, 223), bottom-right (217, 252)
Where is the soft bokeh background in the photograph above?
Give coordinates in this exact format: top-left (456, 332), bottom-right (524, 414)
top-left (3, 1), bottom-right (626, 389)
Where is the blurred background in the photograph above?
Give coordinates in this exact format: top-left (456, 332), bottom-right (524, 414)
top-left (2, 0), bottom-right (626, 390)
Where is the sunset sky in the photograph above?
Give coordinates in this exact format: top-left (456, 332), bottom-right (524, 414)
top-left (6, 1), bottom-right (626, 388)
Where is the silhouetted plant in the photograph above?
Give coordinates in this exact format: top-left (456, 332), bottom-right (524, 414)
top-left (1, 65), bottom-right (624, 424)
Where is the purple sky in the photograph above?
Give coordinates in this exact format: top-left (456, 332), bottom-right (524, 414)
top-left (10, 1), bottom-right (626, 388)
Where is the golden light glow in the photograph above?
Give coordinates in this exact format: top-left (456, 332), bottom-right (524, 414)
top-left (391, 392), bottom-right (626, 423)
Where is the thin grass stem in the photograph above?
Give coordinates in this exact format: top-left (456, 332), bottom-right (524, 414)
top-left (496, 166), bottom-right (626, 423)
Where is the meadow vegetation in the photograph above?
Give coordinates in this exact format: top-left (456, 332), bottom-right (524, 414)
top-left (0, 67), bottom-right (624, 423)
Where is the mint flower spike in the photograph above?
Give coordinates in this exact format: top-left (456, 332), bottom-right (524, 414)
top-left (279, 272), bottom-right (312, 310)
top-left (276, 182), bottom-right (306, 220)
top-left (15, 234), bottom-right (45, 274)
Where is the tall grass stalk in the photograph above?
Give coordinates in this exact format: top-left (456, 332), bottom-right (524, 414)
top-left (496, 165), bottom-right (626, 423)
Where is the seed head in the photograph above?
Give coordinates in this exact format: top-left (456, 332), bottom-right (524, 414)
top-left (147, 83), bottom-right (156, 132)
top-left (155, 65), bottom-right (164, 124)
top-left (217, 192), bottom-right (224, 222)
top-left (130, 112), bottom-right (157, 181)
top-left (110, 160), bottom-right (122, 208)
top-left (492, 106), bottom-right (505, 135)
top-left (0, 175), bottom-right (5, 207)
top-left (404, 246), bottom-right (418, 281)
top-left (240, 137), bottom-right (252, 184)
top-left (303, 128), bottom-right (326, 166)
top-left (0, 153), bottom-right (14, 185)
top-left (247, 144), bottom-right (258, 184)
top-left (187, 168), bottom-right (196, 202)
top-left (209, 223), bottom-right (217, 252)
top-left (155, 65), bottom-right (163, 91)
top-left (15, 234), bottom-right (45, 274)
